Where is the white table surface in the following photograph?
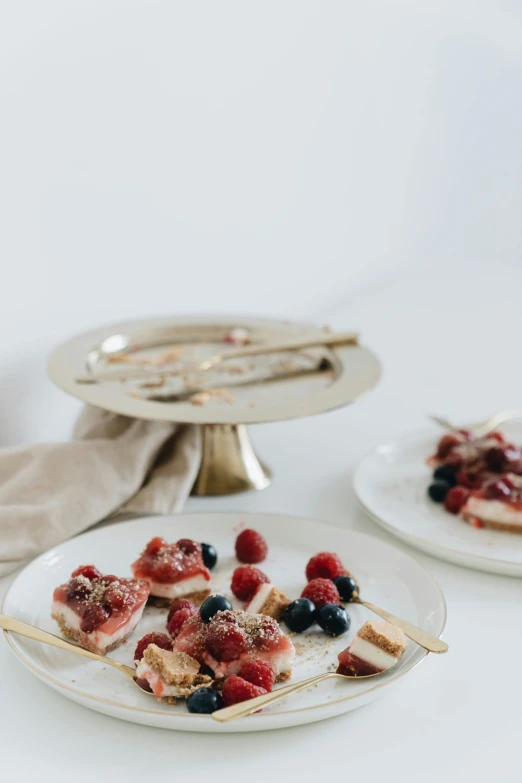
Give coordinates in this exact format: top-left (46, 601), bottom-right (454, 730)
top-left (2, 269), bottom-right (522, 782)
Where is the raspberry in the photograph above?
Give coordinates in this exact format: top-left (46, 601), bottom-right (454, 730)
top-left (134, 632), bottom-right (173, 662)
top-left (484, 479), bottom-right (511, 500)
top-left (489, 431), bottom-right (505, 442)
top-left (301, 578), bottom-right (340, 608)
top-left (456, 470), bottom-right (483, 489)
top-left (71, 565), bottom-right (102, 581)
top-left (222, 675), bottom-right (267, 707)
top-left (436, 434), bottom-right (463, 459)
top-left (207, 622), bottom-right (247, 661)
top-left (235, 529), bottom-right (268, 564)
top-left (443, 486), bottom-right (470, 514)
top-left (80, 603), bottom-right (109, 633)
top-left (176, 538), bottom-right (200, 555)
top-left (167, 599), bottom-right (196, 624)
top-left (240, 660), bottom-right (275, 691)
top-left (305, 552), bottom-right (345, 581)
top-left (231, 565), bottom-right (270, 601)
top-left (145, 537), bottom-right (167, 557)
top-left (67, 577), bottom-right (92, 602)
top-left (103, 584), bottom-right (126, 611)
top-left (167, 606), bottom-right (197, 638)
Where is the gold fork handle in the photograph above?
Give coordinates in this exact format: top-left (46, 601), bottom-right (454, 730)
top-left (0, 615), bottom-right (114, 666)
top-left (215, 331), bottom-right (359, 363)
top-left (212, 672), bottom-right (341, 722)
top-left (358, 601), bottom-right (448, 653)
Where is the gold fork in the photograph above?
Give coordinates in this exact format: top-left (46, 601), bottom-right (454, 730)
top-left (74, 331), bottom-right (359, 384)
top-left (0, 615), bottom-right (151, 697)
top-left (429, 410), bottom-right (522, 439)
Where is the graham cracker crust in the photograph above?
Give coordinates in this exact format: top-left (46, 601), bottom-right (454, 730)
top-left (357, 620), bottom-right (406, 657)
top-left (51, 612), bottom-right (129, 655)
top-left (255, 587), bottom-right (290, 622)
top-left (142, 645), bottom-right (211, 701)
top-left (147, 588), bottom-right (211, 608)
top-left (464, 516), bottom-right (522, 534)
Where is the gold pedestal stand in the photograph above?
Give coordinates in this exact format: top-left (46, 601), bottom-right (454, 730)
top-left (191, 424), bottom-right (271, 496)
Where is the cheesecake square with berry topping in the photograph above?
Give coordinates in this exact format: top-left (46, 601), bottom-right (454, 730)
top-left (51, 565), bottom-right (150, 656)
top-left (427, 430), bottom-right (522, 532)
top-left (174, 609), bottom-right (295, 682)
top-left (244, 584), bottom-right (290, 621)
top-left (337, 620), bottom-right (406, 676)
top-left (460, 474), bottom-right (522, 534)
top-left (135, 645), bottom-right (212, 703)
top-left (131, 537), bottom-right (211, 605)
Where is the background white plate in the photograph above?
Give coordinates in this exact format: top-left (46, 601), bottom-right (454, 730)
top-left (354, 424), bottom-right (522, 577)
top-left (2, 512), bottom-right (446, 732)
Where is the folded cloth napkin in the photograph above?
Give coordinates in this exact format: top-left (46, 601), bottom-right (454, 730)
top-left (0, 406), bottom-right (202, 577)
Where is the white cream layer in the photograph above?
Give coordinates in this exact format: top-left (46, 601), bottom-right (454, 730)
top-left (349, 635), bottom-right (400, 670)
top-left (245, 583), bottom-right (274, 614)
top-left (51, 600), bottom-right (145, 651)
top-left (464, 497), bottom-right (522, 527)
top-left (135, 661), bottom-right (184, 699)
top-left (147, 574), bottom-right (210, 599)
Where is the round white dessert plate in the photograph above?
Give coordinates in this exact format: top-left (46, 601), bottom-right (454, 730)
top-left (354, 424), bottom-right (522, 577)
top-left (2, 512), bottom-right (446, 732)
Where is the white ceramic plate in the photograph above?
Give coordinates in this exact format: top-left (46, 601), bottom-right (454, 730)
top-left (2, 512), bottom-right (446, 732)
top-left (354, 424), bottom-right (522, 577)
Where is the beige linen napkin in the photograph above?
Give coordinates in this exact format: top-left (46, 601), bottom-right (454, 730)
top-left (0, 406), bottom-right (202, 577)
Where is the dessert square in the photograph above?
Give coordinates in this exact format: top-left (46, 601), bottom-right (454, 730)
top-left (131, 537), bottom-right (211, 605)
top-left (428, 430), bottom-right (522, 533)
top-left (174, 609), bottom-right (295, 682)
top-left (244, 583), bottom-right (290, 621)
top-left (135, 645), bottom-right (212, 703)
top-left (51, 565), bottom-right (150, 656)
top-left (337, 619), bottom-right (406, 676)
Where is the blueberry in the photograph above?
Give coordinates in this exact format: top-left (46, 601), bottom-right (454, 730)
top-left (283, 598), bottom-right (316, 633)
top-left (186, 687), bottom-right (224, 714)
top-left (333, 575), bottom-right (359, 603)
top-left (428, 480), bottom-right (451, 502)
top-left (201, 543), bottom-right (218, 570)
top-left (200, 595), bottom-right (232, 623)
top-left (316, 603), bottom-right (350, 637)
top-left (433, 465), bottom-right (457, 486)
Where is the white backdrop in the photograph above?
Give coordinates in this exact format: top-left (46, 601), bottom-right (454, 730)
top-left (1, 0), bottom-right (521, 445)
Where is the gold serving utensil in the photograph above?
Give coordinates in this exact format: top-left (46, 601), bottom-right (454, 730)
top-left (429, 409), bottom-right (522, 439)
top-left (213, 604), bottom-right (448, 723)
top-left (0, 615), bottom-right (152, 698)
top-left (350, 598), bottom-right (448, 653)
top-left (74, 331), bottom-right (359, 384)
top-left (212, 669), bottom-right (382, 723)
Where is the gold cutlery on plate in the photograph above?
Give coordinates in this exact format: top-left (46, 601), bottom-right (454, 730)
top-left (0, 615), bottom-right (149, 697)
top-left (350, 598), bottom-right (448, 653)
top-left (212, 668), bottom-right (383, 722)
top-left (74, 331), bottom-right (359, 384)
top-left (429, 409), bottom-right (522, 439)
top-left (213, 604), bottom-right (448, 723)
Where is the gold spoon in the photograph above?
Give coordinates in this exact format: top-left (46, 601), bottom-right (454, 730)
top-left (0, 615), bottom-right (150, 697)
top-left (74, 331), bottom-right (359, 384)
top-left (429, 410), bottom-right (522, 439)
top-left (212, 669), bottom-right (382, 722)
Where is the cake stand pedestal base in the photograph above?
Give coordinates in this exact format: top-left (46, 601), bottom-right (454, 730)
top-left (191, 424), bottom-right (271, 496)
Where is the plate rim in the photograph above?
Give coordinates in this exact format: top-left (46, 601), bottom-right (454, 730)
top-left (2, 511), bottom-right (447, 725)
top-left (47, 314), bottom-right (381, 425)
top-left (353, 432), bottom-right (522, 575)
